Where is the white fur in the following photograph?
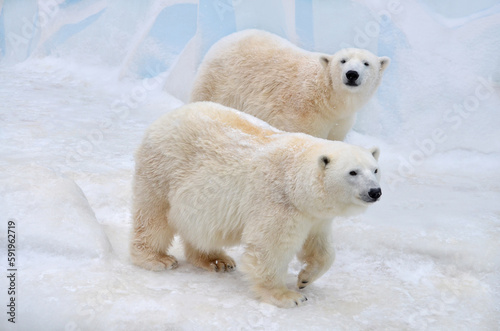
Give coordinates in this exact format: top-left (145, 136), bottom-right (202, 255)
top-left (191, 29), bottom-right (390, 140)
top-left (130, 102), bottom-right (381, 308)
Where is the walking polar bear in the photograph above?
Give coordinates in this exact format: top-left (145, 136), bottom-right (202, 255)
top-left (191, 29), bottom-right (390, 140)
top-left (130, 102), bottom-right (382, 307)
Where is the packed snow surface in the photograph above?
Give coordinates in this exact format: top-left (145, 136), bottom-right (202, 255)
top-left (1, 0), bottom-right (500, 330)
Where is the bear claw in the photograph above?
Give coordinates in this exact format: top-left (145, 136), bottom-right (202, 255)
top-left (209, 259), bottom-right (236, 272)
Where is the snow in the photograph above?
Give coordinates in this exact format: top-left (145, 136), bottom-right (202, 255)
top-left (1, 0), bottom-right (499, 330)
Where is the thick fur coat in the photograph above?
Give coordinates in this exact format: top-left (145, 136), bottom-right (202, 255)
top-left (191, 29), bottom-right (390, 140)
top-left (130, 102), bottom-right (381, 307)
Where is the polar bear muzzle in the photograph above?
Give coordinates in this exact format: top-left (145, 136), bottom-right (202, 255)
top-left (345, 70), bottom-right (360, 86)
top-left (359, 187), bottom-right (382, 203)
top-left (367, 187), bottom-right (382, 201)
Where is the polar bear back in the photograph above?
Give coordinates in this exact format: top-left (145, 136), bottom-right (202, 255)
top-left (137, 101), bottom-right (280, 196)
top-left (191, 30), bottom-right (335, 138)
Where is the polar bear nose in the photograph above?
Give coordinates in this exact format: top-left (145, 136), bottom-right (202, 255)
top-left (346, 70), bottom-right (359, 82)
top-left (368, 188), bottom-right (382, 200)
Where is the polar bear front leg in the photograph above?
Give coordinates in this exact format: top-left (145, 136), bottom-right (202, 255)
top-left (296, 221), bottom-right (335, 289)
top-left (241, 217), bottom-right (310, 308)
top-left (241, 244), bottom-right (308, 308)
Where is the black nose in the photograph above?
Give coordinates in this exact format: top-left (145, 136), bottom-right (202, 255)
top-left (346, 70), bottom-right (359, 81)
top-left (368, 188), bottom-right (382, 200)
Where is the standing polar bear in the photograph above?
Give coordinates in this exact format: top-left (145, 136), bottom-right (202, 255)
top-left (191, 29), bottom-right (390, 140)
top-left (130, 102), bottom-right (382, 308)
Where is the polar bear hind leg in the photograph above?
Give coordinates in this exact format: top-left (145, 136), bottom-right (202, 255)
top-left (183, 241), bottom-right (236, 272)
top-left (130, 195), bottom-right (178, 271)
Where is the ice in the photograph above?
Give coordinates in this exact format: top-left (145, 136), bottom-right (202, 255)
top-left (0, 165), bottom-right (112, 330)
top-left (0, 164), bottom-right (111, 258)
top-left (1, 0), bottom-right (499, 330)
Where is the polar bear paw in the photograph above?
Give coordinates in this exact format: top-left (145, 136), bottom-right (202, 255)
top-left (136, 253), bottom-right (178, 271)
top-left (260, 288), bottom-right (308, 308)
top-left (185, 246), bottom-right (236, 272)
top-left (297, 269), bottom-right (314, 289)
top-left (200, 256), bottom-right (236, 272)
top-left (208, 256), bottom-right (236, 272)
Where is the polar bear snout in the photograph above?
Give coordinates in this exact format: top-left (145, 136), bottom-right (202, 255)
top-left (345, 70), bottom-right (360, 86)
top-left (367, 187), bottom-right (382, 202)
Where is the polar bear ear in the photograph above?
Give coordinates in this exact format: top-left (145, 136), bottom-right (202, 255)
top-left (320, 56), bottom-right (330, 69)
top-left (379, 56), bottom-right (390, 73)
top-left (319, 155), bottom-right (331, 168)
top-left (370, 147), bottom-right (380, 161)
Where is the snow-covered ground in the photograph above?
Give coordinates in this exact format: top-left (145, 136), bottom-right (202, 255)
top-left (0, 59), bottom-right (498, 331)
top-left (1, 1), bottom-right (500, 330)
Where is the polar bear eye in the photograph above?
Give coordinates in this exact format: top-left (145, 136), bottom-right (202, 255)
top-left (364, 62), bottom-right (370, 67)
top-left (349, 171), bottom-right (357, 176)
top-left (374, 169), bottom-right (378, 174)
top-left (340, 59), bottom-right (346, 64)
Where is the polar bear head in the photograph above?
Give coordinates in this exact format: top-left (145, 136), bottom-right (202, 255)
top-left (321, 48), bottom-right (390, 95)
top-left (294, 142), bottom-right (381, 219)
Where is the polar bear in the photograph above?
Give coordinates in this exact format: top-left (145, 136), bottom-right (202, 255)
top-left (130, 102), bottom-right (381, 308)
top-left (191, 29), bottom-right (390, 141)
